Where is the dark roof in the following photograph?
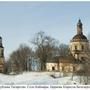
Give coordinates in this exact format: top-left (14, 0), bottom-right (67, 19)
top-left (59, 56), bottom-right (76, 63)
top-left (71, 34), bottom-right (88, 42)
top-left (46, 55), bottom-right (80, 64)
top-left (46, 55), bottom-right (61, 63)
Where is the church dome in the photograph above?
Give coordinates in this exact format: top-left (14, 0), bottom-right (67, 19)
top-left (71, 34), bottom-right (88, 42)
top-left (73, 34), bottom-right (87, 40)
top-left (71, 19), bottom-right (88, 42)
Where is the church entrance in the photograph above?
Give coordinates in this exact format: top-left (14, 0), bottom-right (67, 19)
top-left (52, 67), bottom-right (55, 71)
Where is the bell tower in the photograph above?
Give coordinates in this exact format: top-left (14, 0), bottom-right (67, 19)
top-left (0, 36), bottom-right (4, 72)
top-left (0, 37), bottom-right (4, 57)
top-left (70, 19), bottom-right (89, 60)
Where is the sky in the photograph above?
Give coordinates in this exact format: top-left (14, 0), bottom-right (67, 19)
top-left (0, 2), bottom-right (90, 59)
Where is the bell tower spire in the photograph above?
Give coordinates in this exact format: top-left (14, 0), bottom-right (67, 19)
top-left (77, 19), bottom-right (83, 35)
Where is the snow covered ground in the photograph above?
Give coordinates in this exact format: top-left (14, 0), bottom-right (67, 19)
top-left (0, 72), bottom-right (89, 85)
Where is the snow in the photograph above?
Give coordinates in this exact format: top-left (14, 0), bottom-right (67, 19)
top-left (0, 72), bottom-right (89, 85)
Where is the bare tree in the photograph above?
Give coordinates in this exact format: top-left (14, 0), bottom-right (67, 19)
top-left (31, 31), bottom-right (58, 70)
top-left (9, 44), bottom-right (33, 73)
top-left (58, 44), bottom-right (69, 56)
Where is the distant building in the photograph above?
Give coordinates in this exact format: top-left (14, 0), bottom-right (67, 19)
top-left (46, 19), bottom-right (90, 73)
top-left (0, 36), bottom-right (5, 73)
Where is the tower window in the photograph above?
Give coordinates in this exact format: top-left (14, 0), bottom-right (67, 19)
top-left (82, 45), bottom-right (84, 50)
top-left (81, 57), bottom-right (84, 60)
top-left (75, 45), bottom-right (77, 50)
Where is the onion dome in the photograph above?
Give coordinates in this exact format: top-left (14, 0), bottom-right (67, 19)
top-left (71, 19), bottom-right (88, 42)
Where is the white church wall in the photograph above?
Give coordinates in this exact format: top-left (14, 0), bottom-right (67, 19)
top-left (70, 41), bottom-right (89, 52)
top-left (46, 63), bottom-right (58, 71)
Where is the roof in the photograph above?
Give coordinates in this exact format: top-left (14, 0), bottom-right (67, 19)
top-left (46, 55), bottom-right (81, 64)
top-left (46, 55), bottom-right (61, 63)
top-left (59, 56), bottom-right (75, 63)
top-left (71, 34), bottom-right (88, 42)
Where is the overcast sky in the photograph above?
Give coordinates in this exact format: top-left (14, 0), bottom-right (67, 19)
top-left (0, 2), bottom-right (90, 59)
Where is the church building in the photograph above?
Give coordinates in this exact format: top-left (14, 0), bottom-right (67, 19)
top-left (46, 19), bottom-right (90, 72)
top-left (0, 36), bottom-right (5, 73)
top-left (70, 19), bottom-right (89, 61)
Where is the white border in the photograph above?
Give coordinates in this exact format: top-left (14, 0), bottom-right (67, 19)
top-left (0, 0), bottom-right (90, 2)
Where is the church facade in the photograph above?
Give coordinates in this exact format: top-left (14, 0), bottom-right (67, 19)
top-left (46, 19), bottom-right (90, 72)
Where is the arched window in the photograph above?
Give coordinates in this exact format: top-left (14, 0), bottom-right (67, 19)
top-left (75, 45), bottom-right (77, 50)
top-left (52, 66), bottom-right (55, 71)
top-left (81, 45), bottom-right (84, 50)
top-left (81, 57), bottom-right (84, 60)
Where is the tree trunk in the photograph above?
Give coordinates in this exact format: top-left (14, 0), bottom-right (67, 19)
top-left (41, 61), bottom-right (46, 71)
